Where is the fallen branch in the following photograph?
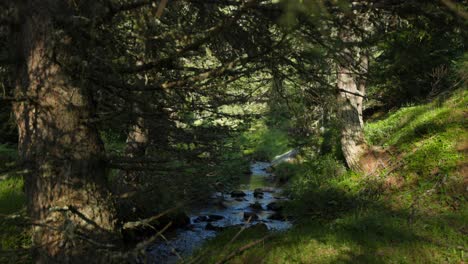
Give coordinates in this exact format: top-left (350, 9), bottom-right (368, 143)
top-left (122, 205), bottom-right (182, 230)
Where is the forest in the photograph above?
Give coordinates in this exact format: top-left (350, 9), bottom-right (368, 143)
top-left (0, 0), bottom-right (467, 263)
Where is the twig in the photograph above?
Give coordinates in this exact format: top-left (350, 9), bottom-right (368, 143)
top-left (123, 205), bottom-right (182, 230)
top-left (155, 0), bottom-right (169, 18)
top-left (158, 232), bottom-right (185, 262)
top-left (132, 222), bottom-right (172, 255)
top-left (188, 214), bottom-right (254, 264)
top-left (228, 216), bottom-right (252, 244)
top-left (49, 206), bottom-right (111, 234)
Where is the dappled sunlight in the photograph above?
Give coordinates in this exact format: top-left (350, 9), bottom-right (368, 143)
top-left (0, 0), bottom-right (466, 262)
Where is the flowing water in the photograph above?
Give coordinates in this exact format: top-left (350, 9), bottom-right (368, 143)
top-left (147, 162), bottom-right (292, 263)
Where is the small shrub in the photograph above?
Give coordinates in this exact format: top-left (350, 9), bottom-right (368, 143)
top-left (274, 163), bottom-right (300, 182)
top-left (287, 155), bottom-right (348, 216)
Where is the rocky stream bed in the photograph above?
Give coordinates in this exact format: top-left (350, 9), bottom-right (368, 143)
top-left (146, 162), bottom-right (292, 263)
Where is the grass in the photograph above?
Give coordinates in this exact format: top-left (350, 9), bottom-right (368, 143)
top-left (0, 176), bottom-right (25, 215)
top-left (193, 207), bottom-right (467, 264)
top-left (0, 144), bottom-right (17, 173)
top-left (0, 144), bottom-right (30, 263)
top-left (191, 89), bottom-right (468, 263)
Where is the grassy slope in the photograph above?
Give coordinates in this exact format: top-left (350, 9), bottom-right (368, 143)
top-left (191, 89), bottom-right (467, 264)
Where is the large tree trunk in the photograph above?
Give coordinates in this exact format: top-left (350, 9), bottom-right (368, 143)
top-left (13, 1), bottom-right (121, 262)
top-left (337, 28), bottom-right (369, 172)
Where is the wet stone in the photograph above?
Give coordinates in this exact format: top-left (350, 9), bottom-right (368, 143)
top-left (253, 188), bottom-right (264, 198)
top-left (207, 215), bottom-right (224, 221)
top-left (231, 190), bottom-right (246, 198)
top-left (244, 212), bottom-right (259, 221)
top-left (205, 223), bottom-right (223, 231)
top-left (250, 202), bottom-right (263, 210)
top-left (267, 202), bottom-right (282, 211)
top-left (194, 215), bottom-right (224, 223)
top-left (254, 194), bottom-right (264, 199)
top-left (193, 216), bottom-right (208, 223)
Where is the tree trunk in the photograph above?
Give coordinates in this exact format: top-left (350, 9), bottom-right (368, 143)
top-left (114, 112), bottom-right (149, 221)
top-left (337, 29), bottom-right (369, 172)
top-left (13, 1), bottom-right (121, 262)
top-left (123, 112), bottom-right (149, 185)
top-left (337, 4), bottom-right (387, 174)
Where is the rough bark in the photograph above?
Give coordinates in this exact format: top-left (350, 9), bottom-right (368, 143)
top-left (336, 2), bottom-right (390, 175)
top-left (337, 28), bottom-right (369, 172)
top-left (114, 112), bottom-right (149, 221)
top-left (123, 113), bottom-right (149, 184)
top-left (13, 1), bottom-right (121, 262)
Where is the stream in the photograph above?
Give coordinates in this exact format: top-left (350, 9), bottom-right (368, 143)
top-left (146, 162), bottom-right (292, 263)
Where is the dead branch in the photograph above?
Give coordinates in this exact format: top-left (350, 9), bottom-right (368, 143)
top-left (122, 205), bottom-right (182, 230)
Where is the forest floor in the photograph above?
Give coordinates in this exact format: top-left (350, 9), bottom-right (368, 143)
top-left (191, 89), bottom-right (468, 264)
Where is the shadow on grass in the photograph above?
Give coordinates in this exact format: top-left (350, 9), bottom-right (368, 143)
top-left (192, 185), bottom-right (466, 264)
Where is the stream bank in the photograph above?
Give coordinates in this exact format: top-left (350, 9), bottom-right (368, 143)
top-left (147, 162), bottom-right (292, 263)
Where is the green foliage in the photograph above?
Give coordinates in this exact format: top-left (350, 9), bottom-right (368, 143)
top-left (0, 172), bottom-right (30, 263)
top-left (0, 176), bottom-right (25, 215)
top-left (286, 155), bottom-right (348, 216)
top-left (241, 120), bottom-right (291, 161)
top-left (274, 162), bottom-right (301, 182)
top-left (100, 130), bottom-right (126, 154)
top-left (319, 118), bottom-right (345, 161)
top-left (369, 1), bottom-right (466, 107)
